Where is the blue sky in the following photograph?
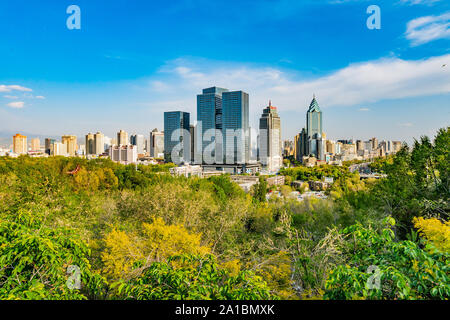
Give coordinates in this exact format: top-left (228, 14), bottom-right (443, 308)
top-left (0, 0), bottom-right (449, 145)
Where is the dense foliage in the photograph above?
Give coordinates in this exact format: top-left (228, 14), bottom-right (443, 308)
top-left (0, 127), bottom-right (448, 300)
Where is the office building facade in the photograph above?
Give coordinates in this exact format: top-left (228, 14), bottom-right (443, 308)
top-left (149, 128), bottom-right (164, 158)
top-left (258, 101), bottom-right (282, 172)
top-left (222, 90), bottom-right (250, 164)
top-left (164, 111), bottom-right (190, 163)
top-left (196, 87), bottom-right (229, 164)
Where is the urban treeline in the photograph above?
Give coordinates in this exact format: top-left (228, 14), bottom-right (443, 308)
top-left (0, 127), bottom-right (448, 300)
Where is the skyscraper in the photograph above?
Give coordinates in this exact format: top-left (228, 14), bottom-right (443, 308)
top-left (149, 128), bottom-right (164, 158)
top-left (222, 90), bottom-right (250, 164)
top-left (117, 130), bottom-right (128, 146)
top-left (307, 95), bottom-right (323, 139)
top-left (164, 111), bottom-right (190, 163)
top-left (306, 95), bottom-right (323, 159)
top-left (258, 101), bottom-right (282, 172)
top-left (296, 96), bottom-right (325, 161)
top-left (13, 134), bottom-right (27, 154)
top-left (196, 87), bottom-right (229, 164)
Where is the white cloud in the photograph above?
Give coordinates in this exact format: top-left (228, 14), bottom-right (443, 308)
top-left (358, 107), bottom-right (370, 111)
top-left (6, 101), bottom-right (25, 109)
top-left (406, 12), bottom-right (450, 46)
top-left (3, 95), bottom-right (18, 99)
top-left (0, 85), bottom-right (32, 93)
top-left (147, 54), bottom-right (450, 115)
top-left (35, 96), bottom-right (46, 99)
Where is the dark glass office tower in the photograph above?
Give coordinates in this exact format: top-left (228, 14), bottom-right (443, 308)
top-left (222, 90), bottom-right (250, 164)
top-left (164, 111), bottom-right (190, 164)
top-left (196, 87), bottom-right (229, 164)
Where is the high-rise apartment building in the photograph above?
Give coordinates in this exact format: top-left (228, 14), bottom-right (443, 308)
top-left (30, 138), bottom-right (40, 152)
top-left (258, 101), bottom-right (282, 172)
top-left (108, 145), bottom-right (137, 165)
top-left (393, 141), bottom-right (402, 153)
top-left (94, 132), bottom-right (105, 155)
top-left (371, 137), bottom-right (379, 150)
top-left (222, 90), bottom-right (250, 164)
top-left (164, 111), bottom-right (190, 163)
top-left (149, 128), bottom-right (164, 158)
top-left (283, 140), bottom-right (294, 157)
top-left (294, 128), bottom-right (308, 161)
top-left (130, 134), bottom-right (145, 154)
top-left (45, 138), bottom-right (56, 155)
top-left (117, 130), bottom-right (129, 146)
top-left (356, 140), bottom-right (364, 152)
top-left (51, 142), bottom-right (68, 156)
top-left (13, 134), bottom-right (27, 154)
top-left (326, 140), bottom-right (336, 154)
top-left (85, 133), bottom-right (95, 155)
top-left (62, 135), bottom-right (77, 156)
top-left (196, 87), bottom-right (229, 164)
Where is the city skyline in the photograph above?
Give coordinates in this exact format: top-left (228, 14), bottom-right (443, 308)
top-left (0, 0), bottom-right (449, 145)
top-left (0, 91), bottom-right (447, 150)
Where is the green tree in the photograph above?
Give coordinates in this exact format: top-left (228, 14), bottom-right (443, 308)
top-left (0, 210), bottom-right (106, 300)
top-left (111, 255), bottom-right (277, 300)
top-left (324, 218), bottom-right (450, 300)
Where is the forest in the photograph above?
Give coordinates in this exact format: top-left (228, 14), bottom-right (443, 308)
top-left (0, 127), bottom-right (448, 300)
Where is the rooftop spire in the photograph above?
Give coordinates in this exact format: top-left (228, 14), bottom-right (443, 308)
top-left (269, 100), bottom-right (272, 107)
top-left (308, 94), bottom-right (321, 112)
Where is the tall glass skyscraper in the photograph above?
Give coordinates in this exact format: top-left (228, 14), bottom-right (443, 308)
top-left (306, 96), bottom-right (323, 159)
top-left (295, 96), bottom-right (325, 160)
top-left (306, 95), bottom-right (323, 140)
top-left (222, 90), bottom-right (250, 164)
top-left (258, 101), bottom-right (282, 172)
top-left (196, 87), bottom-right (229, 164)
top-left (164, 111), bottom-right (190, 164)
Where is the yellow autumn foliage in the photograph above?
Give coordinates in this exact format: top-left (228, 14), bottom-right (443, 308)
top-left (220, 259), bottom-right (241, 277)
top-left (413, 217), bottom-right (450, 253)
top-left (141, 217), bottom-right (211, 262)
top-left (256, 251), bottom-right (297, 300)
top-left (101, 217), bottom-right (211, 279)
top-left (101, 228), bottom-right (144, 279)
